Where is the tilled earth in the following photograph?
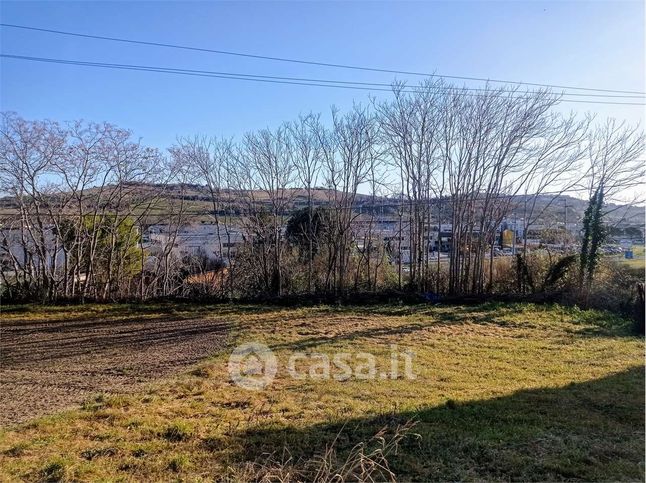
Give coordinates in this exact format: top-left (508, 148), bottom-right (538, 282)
top-left (0, 314), bottom-right (229, 426)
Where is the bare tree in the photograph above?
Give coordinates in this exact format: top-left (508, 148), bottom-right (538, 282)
top-left (241, 125), bottom-right (295, 296)
top-left (578, 119), bottom-right (645, 290)
top-left (436, 85), bottom-right (562, 294)
top-left (170, 136), bottom-right (237, 298)
top-left (288, 113), bottom-right (324, 293)
top-left (517, 113), bottom-right (591, 256)
top-left (377, 79), bottom-right (443, 291)
top-left (2, 85), bottom-right (641, 303)
top-left (0, 112), bottom-right (66, 300)
top-left (319, 105), bottom-right (379, 295)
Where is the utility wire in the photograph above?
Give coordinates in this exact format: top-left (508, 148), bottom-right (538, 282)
top-left (1, 53), bottom-right (642, 99)
top-left (1, 22), bottom-right (644, 96)
top-left (2, 54), bottom-right (645, 106)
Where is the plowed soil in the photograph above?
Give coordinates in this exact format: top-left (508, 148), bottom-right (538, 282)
top-left (0, 314), bottom-right (228, 426)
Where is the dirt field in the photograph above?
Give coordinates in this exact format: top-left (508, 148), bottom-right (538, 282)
top-left (0, 311), bottom-right (229, 426)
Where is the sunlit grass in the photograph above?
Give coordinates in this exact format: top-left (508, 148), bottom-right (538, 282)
top-left (609, 244), bottom-right (645, 272)
top-left (0, 302), bottom-right (643, 481)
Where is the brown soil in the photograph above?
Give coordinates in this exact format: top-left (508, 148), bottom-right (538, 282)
top-left (0, 314), bottom-right (229, 426)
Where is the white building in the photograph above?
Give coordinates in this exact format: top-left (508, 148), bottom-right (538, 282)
top-left (0, 225), bottom-right (66, 274)
top-left (145, 223), bottom-right (246, 264)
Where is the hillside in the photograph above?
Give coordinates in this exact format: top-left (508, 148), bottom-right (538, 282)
top-left (1, 183), bottom-right (642, 228)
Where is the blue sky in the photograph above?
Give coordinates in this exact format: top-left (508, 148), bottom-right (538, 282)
top-left (1, 0), bottom-right (644, 150)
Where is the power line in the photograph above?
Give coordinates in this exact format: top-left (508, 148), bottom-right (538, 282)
top-left (2, 53), bottom-right (642, 99)
top-left (2, 54), bottom-right (645, 106)
top-left (1, 22), bottom-right (644, 96)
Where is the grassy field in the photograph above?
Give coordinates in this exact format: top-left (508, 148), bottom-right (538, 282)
top-left (0, 302), bottom-right (643, 481)
top-left (612, 245), bottom-right (646, 273)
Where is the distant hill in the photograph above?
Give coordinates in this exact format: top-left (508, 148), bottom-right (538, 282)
top-left (0, 183), bottom-right (643, 229)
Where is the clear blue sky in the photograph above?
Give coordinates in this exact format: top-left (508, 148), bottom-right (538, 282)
top-left (1, 0), bottom-right (644, 150)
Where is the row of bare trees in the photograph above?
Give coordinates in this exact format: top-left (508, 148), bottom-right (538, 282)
top-left (0, 114), bottom-right (172, 301)
top-left (1, 79), bottom-right (643, 302)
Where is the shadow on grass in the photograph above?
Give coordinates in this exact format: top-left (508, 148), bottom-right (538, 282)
top-left (3, 301), bottom-right (635, 339)
top-left (268, 322), bottom-right (428, 351)
top-left (268, 303), bottom-right (637, 352)
top-left (231, 366), bottom-right (645, 481)
top-left (436, 303), bottom-right (636, 338)
top-left (342, 302), bottom-right (636, 335)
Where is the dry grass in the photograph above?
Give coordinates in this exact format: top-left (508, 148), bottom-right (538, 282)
top-left (609, 244), bottom-right (645, 272)
top-left (0, 301), bottom-right (643, 481)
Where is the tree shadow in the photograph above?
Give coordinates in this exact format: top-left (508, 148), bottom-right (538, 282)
top-left (4, 302), bottom-right (635, 341)
top-left (230, 366), bottom-right (645, 481)
top-left (267, 303), bottom-right (637, 352)
top-left (268, 322), bottom-right (428, 351)
top-left (348, 301), bottom-right (634, 333)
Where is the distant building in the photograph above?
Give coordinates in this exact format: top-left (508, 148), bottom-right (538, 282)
top-left (144, 223), bottom-right (246, 264)
top-left (0, 225), bottom-right (66, 274)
